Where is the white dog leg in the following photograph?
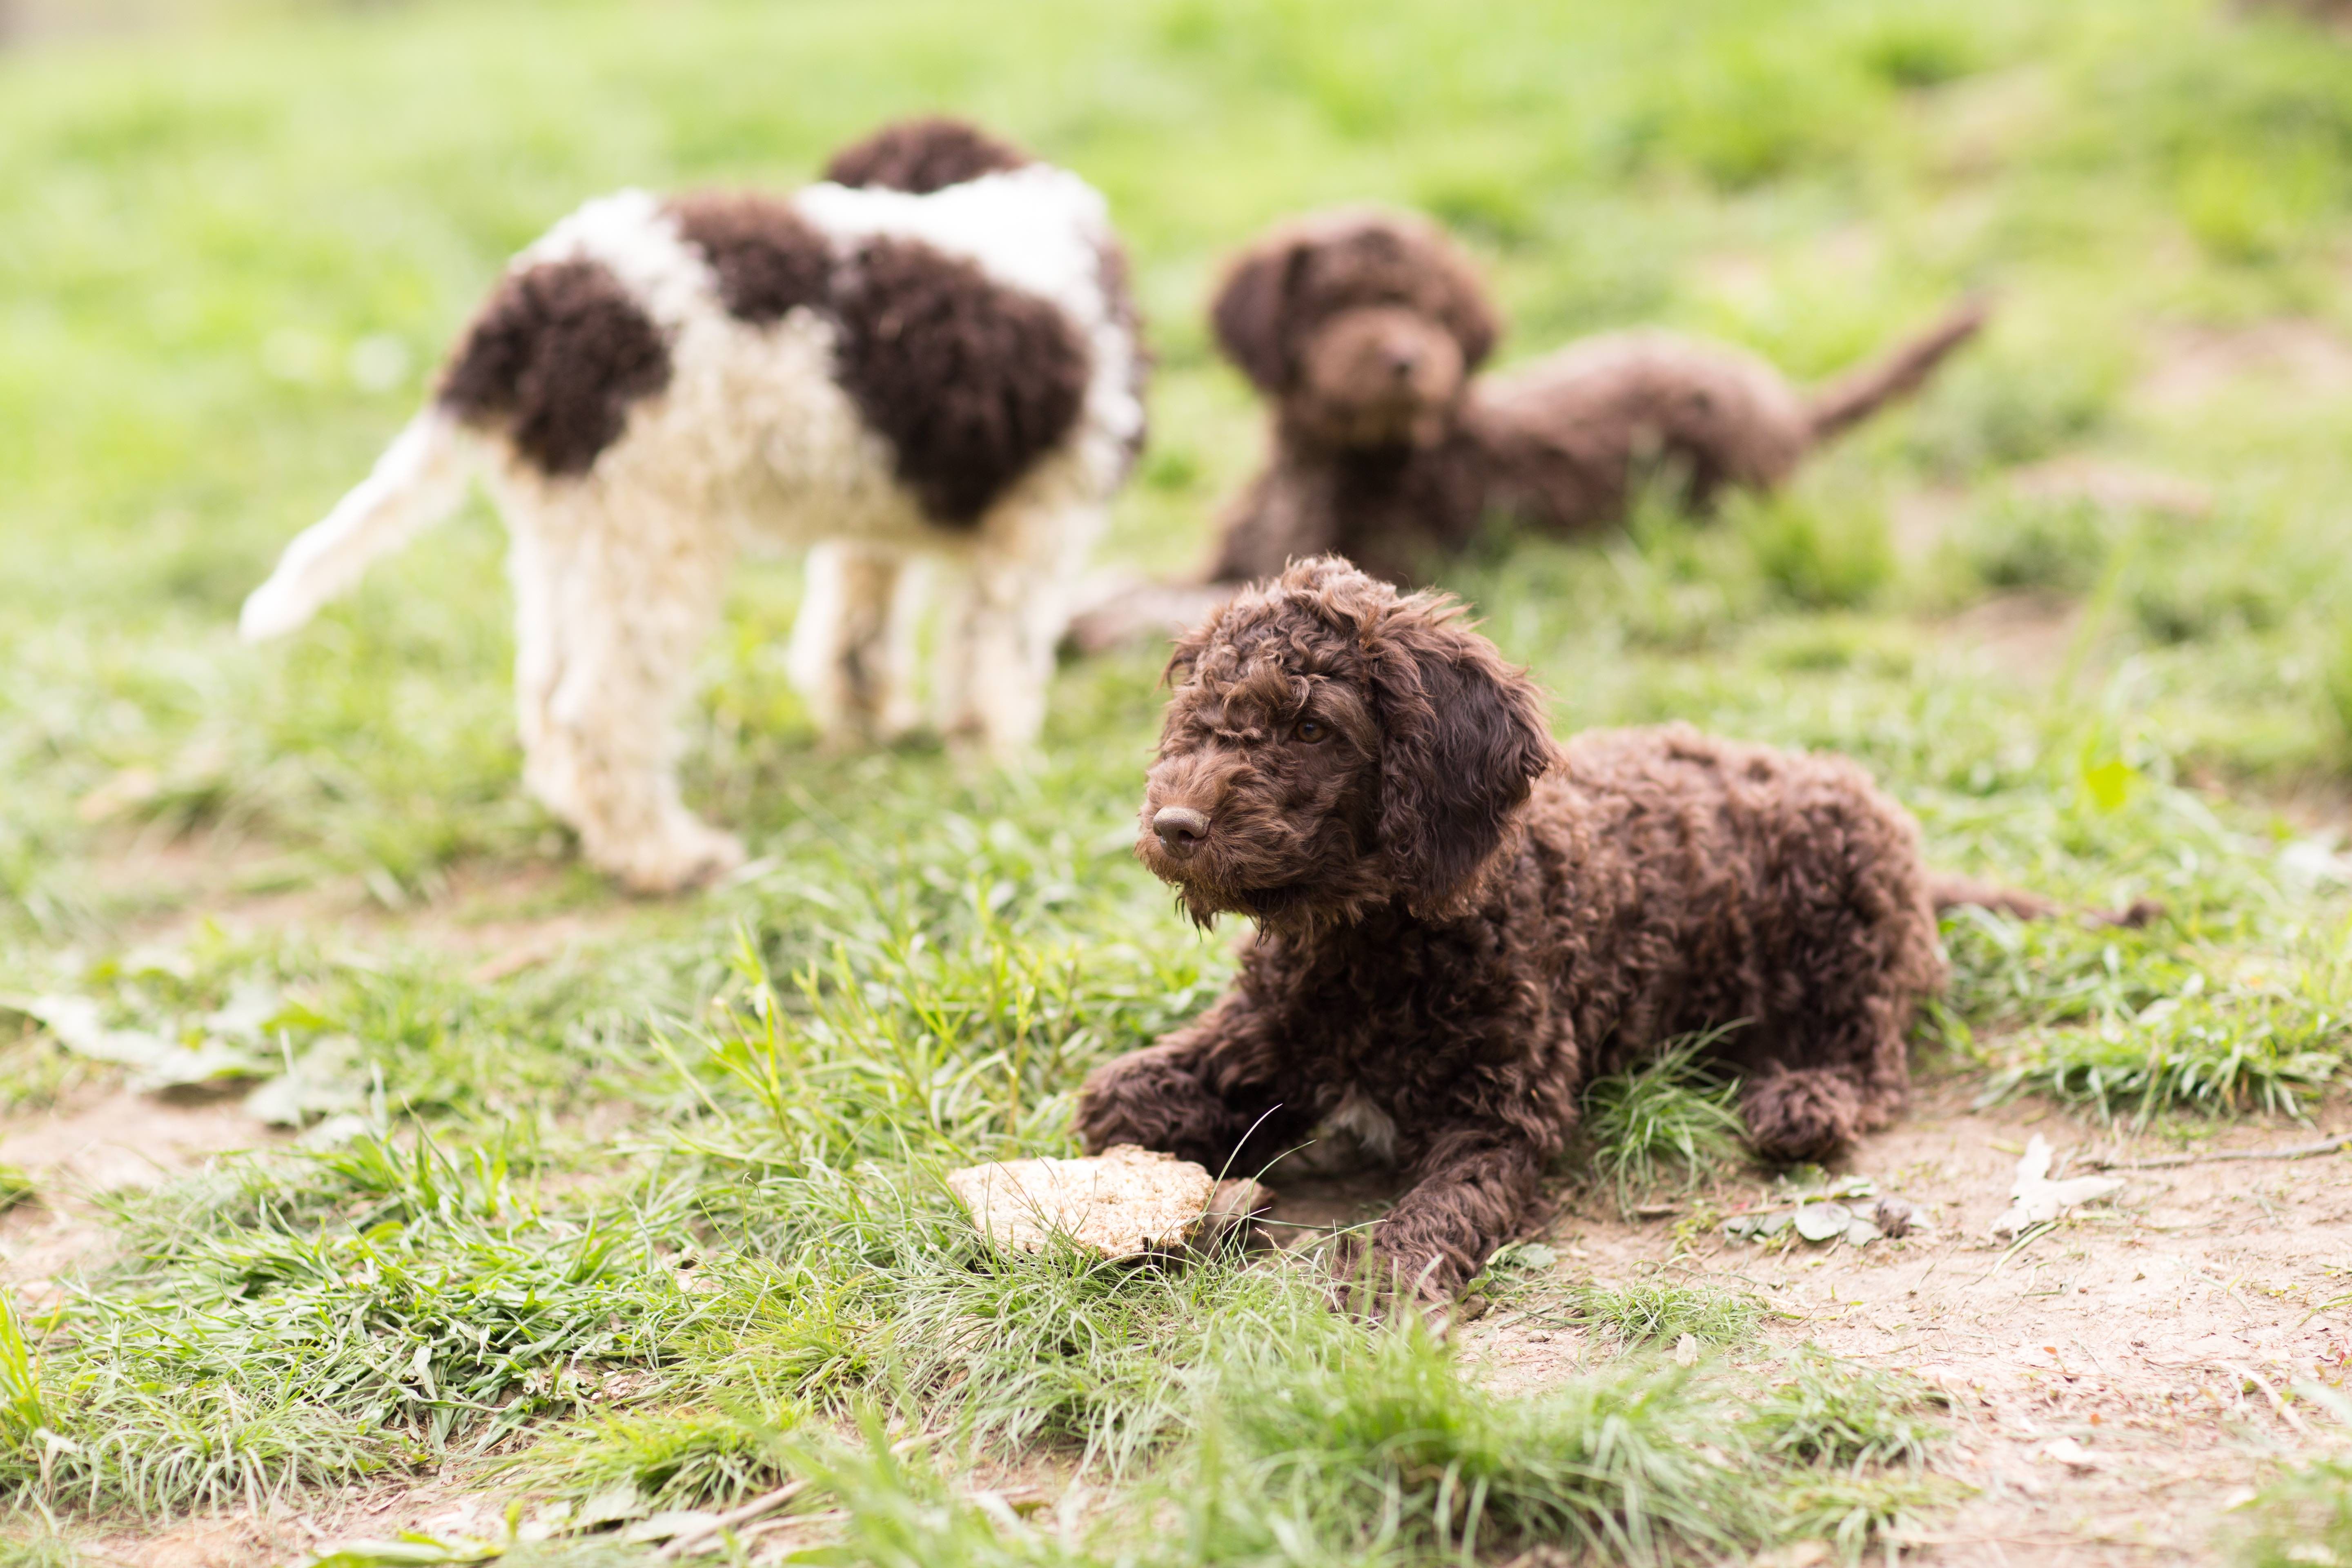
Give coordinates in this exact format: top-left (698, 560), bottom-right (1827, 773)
top-left (786, 541), bottom-right (918, 745)
top-left (508, 503), bottom-right (742, 894)
top-left (937, 504), bottom-right (1101, 758)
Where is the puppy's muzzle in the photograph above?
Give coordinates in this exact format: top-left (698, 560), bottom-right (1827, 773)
top-left (1152, 806), bottom-right (1210, 861)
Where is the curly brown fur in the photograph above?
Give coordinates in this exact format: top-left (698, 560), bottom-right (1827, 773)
top-left (437, 258), bottom-right (673, 477)
top-left (831, 235), bottom-right (1092, 525)
top-left (1196, 208), bottom-right (1984, 589)
top-left (667, 193), bottom-right (832, 324)
top-left (821, 116), bottom-right (1033, 194)
top-left (1076, 558), bottom-right (1947, 1301)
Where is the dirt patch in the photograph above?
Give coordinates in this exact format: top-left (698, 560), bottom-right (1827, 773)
top-left (1450, 1079), bottom-right (2352, 1565)
top-left (0, 1085), bottom-right (274, 1193)
top-left (2138, 320), bottom-right (2352, 413)
top-left (84, 831), bottom-right (641, 983)
top-left (0, 1083), bottom-right (283, 1298)
top-left (1935, 592), bottom-right (2090, 686)
top-left (1890, 484), bottom-right (1970, 563)
top-left (80, 1479), bottom-right (493, 1568)
top-left (2005, 457), bottom-right (2215, 520)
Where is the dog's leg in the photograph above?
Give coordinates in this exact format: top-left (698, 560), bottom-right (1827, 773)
top-left (1076, 1002), bottom-right (1301, 1178)
top-left (787, 541), bottom-right (920, 745)
top-left (507, 500), bottom-right (742, 895)
top-left (1357, 1128), bottom-right (1545, 1305)
top-left (936, 501), bottom-right (1102, 757)
top-left (1741, 1067), bottom-right (1869, 1165)
top-left (1738, 987), bottom-right (1915, 1165)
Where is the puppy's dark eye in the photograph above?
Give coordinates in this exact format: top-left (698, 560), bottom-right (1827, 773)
top-left (1294, 719), bottom-right (1328, 743)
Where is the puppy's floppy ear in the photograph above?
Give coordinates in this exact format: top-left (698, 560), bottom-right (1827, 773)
top-left (1363, 597), bottom-right (1554, 915)
top-left (1419, 233), bottom-right (1499, 373)
top-left (1210, 235), bottom-right (1309, 392)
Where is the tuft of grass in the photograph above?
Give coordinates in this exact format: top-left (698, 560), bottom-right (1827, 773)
top-left (1732, 487), bottom-right (1894, 611)
top-left (499, 1408), bottom-right (792, 1515)
top-left (1569, 1281), bottom-right (1763, 1348)
top-left (783, 1425), bottom-right (1096, 1568)
top-left (1776, 1471), bottom-right (1959, 1564)
top-left (1579, 1029), bottom-right (1749, 1213)
top-left (1978, 973), bottom-right (2347, 1125)
top-left (1958, 496), bottom-right (2113, 595)
top-left (1745, 1348), bottom-right (1947, 1472)
top-left (2324, 623), bottom-right (2352, 751)
top-left (4, 1128), bottom-right (708, 1516)
top-left (2228, 1457), bottom-right (2352, 1568)
top-left (1187, 1321), bottom-right (1752, 1566)
top-left (0, 1524), bottom-right (79, 1568)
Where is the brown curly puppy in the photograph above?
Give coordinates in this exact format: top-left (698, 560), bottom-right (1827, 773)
top-left (1207, 207), bottom-right (1985, 588)
top-left (1075, 557), bottom-right (1948, 1301)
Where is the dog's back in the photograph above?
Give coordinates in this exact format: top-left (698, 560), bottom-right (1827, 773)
top-left (1538, 724), bottom-right (1945, 1108)
top-left (441, 154), bottom-right (1144, 537)
top-left (244, 125), bottom-right (1145, 641)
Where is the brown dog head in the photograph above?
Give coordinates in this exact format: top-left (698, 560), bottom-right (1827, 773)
top-left (1136, 557), bottom-right (1555, 929)
top-left (1209, 209), bottom-right (1499, 450)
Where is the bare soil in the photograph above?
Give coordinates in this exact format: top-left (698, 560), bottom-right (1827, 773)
top-left (1441, 1077), bottom-right (2352, 1566)
top-left (2137, 320), bottom-right (2352, 413)
top-left (0, 1084), bottom-right (283, 1306)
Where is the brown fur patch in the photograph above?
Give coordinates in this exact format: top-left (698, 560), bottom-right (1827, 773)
top-left (822, 116), bottom-right (1033, 194)
top-left (667, 192), bottom-right (833, 324)
top-left (437, 258), bottom-right (671, 477)
top-left (1078, 558), bottom-right (1949, 1298)
top-left (831, 235), bottom-right (1090, 524)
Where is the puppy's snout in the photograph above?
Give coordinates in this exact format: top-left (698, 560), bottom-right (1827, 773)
top-left (1386, 345), bottom-right (1420, 379)
top-left (1152, 806), bottom-right (1210, 860)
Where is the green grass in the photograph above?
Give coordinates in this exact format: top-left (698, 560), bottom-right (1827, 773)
top-left (1745, 1349), bottom-right (1947, 1472)
top-left (1577, 1028), bottom-right (1751, 1212)
top-left (7, 0), bottom-right (2352, 1557)
top-left (2226, 1457), bottom-right (2352, 1568)
top-left (1569, 1281), bottom-right (1764, 1348)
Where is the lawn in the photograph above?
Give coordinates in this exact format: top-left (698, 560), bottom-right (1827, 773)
top-left (6, 0), bottom-right (2352, 1563)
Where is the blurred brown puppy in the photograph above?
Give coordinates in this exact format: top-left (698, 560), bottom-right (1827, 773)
top-left (1075, 557), bottom-right (1949, 1303)
top-left (1066, 209), bottom-right (1982, 650)
top-left (1208, 207), bottom-right (1986, 585)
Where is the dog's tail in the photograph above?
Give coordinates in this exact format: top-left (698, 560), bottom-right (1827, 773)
top-left (1805, 298), bottom-right (1989, 445)
top-left (239, 409), bottom-right (474, 641)
top-left (1928, 873), bottom-right (2160, 930)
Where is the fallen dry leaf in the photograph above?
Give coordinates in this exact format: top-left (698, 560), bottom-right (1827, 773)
top-left (2037, 1435), bottom-right (2102, 1470)
top-left (1991, 1135), bottom-right (2121, 1236)
top-left (946, 1145), bottom-right (1218, 1258)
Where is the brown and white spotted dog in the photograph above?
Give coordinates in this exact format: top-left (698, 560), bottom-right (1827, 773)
top-left (241, 118), bottom-right (1147, 892)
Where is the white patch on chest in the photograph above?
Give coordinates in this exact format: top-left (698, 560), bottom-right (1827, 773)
top-left (1291, 1084), bottom-right (1399, 1174)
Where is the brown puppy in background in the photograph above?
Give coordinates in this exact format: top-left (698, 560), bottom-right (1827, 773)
top-left (1207, 207), bottom-right (1986, 586)
top-left (1075, 557), bottom-right (1950, 1302)
top-left (1066, 209), bottom-right (1982, 650)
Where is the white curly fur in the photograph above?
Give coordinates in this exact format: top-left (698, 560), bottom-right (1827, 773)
top-left (242, 163), bottom-right (1143, 893)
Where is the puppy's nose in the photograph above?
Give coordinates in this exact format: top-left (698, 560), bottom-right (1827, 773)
top-left (1387, 347), bottom-right (1419, 378)
top-left (1152, 806), bottom-right (1210, 859)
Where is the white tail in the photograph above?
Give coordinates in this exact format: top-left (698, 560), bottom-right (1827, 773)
top-left (239, 411), bottom-right (474, 641)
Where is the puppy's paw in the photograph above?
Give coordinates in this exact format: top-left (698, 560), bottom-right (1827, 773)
top-left (1742, 1066), bottom-right (1864, 1165)
top-left (607, 822), bottom-right (746, 897)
